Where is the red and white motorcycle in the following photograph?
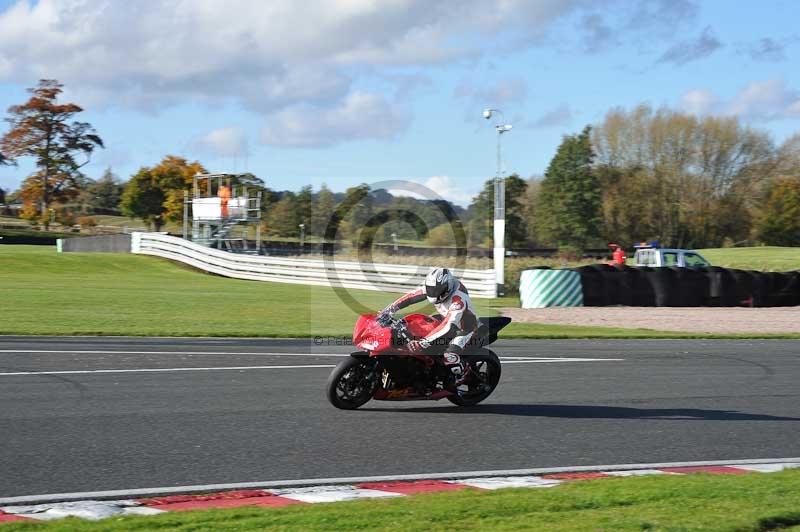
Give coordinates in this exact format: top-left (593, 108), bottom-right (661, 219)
top-left (326, 313), bottom-right (510, 410)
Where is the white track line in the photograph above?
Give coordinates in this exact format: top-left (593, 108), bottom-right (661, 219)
top-left (0, 350), bottom-right (623, 363)
top-left (502, 358), bottom-right (623, 363)
top-left (0, 350), bottom-right (349, 356)
top-left (2, 458), bottom-right (797, 505)
top-left (0, 357), bottom-right (622, 376)
top-left (0, 365), bottom-right (337, 376)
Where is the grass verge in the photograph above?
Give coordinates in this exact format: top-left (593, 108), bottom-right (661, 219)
top-left (1, 245), bottom-right (797, 338)
top-left (4, 470), bottom-right (800, 531)
top-left (698, 246), bottom-right (800, 272)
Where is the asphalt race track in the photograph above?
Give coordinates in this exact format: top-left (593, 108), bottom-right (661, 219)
top-left (1, 336), bottom-right (799, 498)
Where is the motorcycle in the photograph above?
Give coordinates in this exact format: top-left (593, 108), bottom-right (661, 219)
top-left (326, 312), bottom-right (511, 410)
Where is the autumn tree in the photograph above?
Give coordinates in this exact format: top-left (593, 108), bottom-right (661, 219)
top-left (120, 155), bottom-right (206, 231)
top-left (757, 177), bottom-right (800, 246)
top-left (593, 104), bottom-right (776, 247)
top-left (0, 79), bottom-right (103, 225)
top-left (536, 126), bottom-right (602, 251)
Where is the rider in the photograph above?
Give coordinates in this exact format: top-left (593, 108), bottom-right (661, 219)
top-left (377, 268), bottom-right (478, 387)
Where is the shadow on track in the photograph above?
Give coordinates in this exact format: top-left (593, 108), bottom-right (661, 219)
top-left (361, 404), bottom-right (800, 421)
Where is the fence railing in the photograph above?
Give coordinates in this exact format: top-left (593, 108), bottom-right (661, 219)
top-left (132, 232), bottom-right (497, 298)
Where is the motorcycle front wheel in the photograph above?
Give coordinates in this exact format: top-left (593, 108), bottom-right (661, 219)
top-left (447, 348), bottom-right (502, 407)
top-left (326, 356), bottom-right (378, 410)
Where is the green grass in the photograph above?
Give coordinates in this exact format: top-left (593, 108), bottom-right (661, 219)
top-left (5, 470), bottom-right (800, 531)
top-left (0, 246), bottom-right (381, 337)
top-left (0, 246), bottom-right (683, 338)
top-left (2, 245), bottom-right (798, 338)
top-left (698, 246), bottom-right (800, 272)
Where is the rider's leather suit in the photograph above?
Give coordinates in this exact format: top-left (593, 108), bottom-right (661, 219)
top-left (381, 280), bottom-right (478, 377)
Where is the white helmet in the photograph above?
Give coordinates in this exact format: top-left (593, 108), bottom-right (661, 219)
top-left (425, 268), bottom-right (455, 304)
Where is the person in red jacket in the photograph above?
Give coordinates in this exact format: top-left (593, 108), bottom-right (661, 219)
top-left (609, 243), bottom-right (626, 265)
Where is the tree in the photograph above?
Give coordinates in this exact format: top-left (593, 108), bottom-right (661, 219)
top-left (266, 194), bottom-right (299, 236)
top-left (120, 155), bottom-right (206, 230)
top-left (537, 126), bottom-right (602, 251)
top-left (311, 184), bottom-right (336, 237)
top-left (346, 184), bottom-right (373, 228)
top-left (0, 79), bottom-right (103, 224)
top-left (295, 185), bottom-right (313, 229)
top-left (0, 187), bottom-right (5, 205)
top-left (522, 176), bottom-right (543, 245)
top-left (593, 104), bottom-right (776, 247)
top-left (426, 223), bottom-right (456, 246)
top-left (757, 177), bottom-right (800, 246)
top-left (467, 174), bottom-right (529, 248)
top-left (84, 167), bottom-right (124, 214)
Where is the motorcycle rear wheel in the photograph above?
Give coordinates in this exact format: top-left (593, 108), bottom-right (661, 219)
top-left (447, 349), bottom-right (502, 407)
top-left (326, 356), bottom-right (378, 410)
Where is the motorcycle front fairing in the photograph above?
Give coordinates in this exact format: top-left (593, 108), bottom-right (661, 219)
top-left (352, 313), bottom-right (443, 355)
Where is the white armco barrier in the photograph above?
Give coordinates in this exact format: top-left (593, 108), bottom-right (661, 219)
top-left (131, 232), bottom-right (497, 298)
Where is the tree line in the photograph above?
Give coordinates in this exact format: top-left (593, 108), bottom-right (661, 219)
top-left (2, 79), bottom-right (799, 248)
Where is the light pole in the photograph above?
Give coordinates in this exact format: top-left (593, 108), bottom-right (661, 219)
top-left (483, 108), bottom-right (512, 296)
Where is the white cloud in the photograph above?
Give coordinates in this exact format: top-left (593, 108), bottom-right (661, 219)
top-left (381, 176), bottom-right (478, 206)
top-left (260, 92), bottom-right (408, 148)
top-left (191, 127), bottom-right (249, 158)
top-left (0, 0), bottom-right (579, 109)
top-left (0, 0), bottom-right (702, 147)
top-left (422, 176), bottom-right (479, 206)
top-left (679, 80), bottom-right (800, 122)
top-left (679, 89), bottom-right (718, 115)
top-left (727, 80), bottom-right (800, 121)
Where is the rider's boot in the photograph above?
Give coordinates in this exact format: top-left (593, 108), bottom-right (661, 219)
top-left (443, 349), bottom-right (469, 392)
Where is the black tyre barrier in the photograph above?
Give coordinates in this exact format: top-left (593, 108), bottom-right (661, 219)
top-left (630, 266), bottom-right (657, 306)
top-left (572, 266), bottom-right (800, 307)
top-left (766, 272), bottom-right (800, 307)
top-left (670, 267), bottom-right (709, 307)
top-left (611, 265), bottom-right (637, 306)
top-left (574, 265), bottom-right (606, 306)
top-left (648, 267), bottom-right (675, 307)
top-left (703, 267), bottom-right (739, 307)
top-left (747, 270), bottom-right (770, 307)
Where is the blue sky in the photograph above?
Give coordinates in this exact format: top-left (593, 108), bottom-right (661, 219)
top-left (1, 0), bottom-right (799, 204)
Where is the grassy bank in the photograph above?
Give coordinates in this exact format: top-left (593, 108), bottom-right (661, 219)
top-left (699, 246), bottom-right (800, 271)
top-left (0, 246), bottom-right (649, 337)
top-left (5, 470), bottom-right (800, 531)
top-left (1, 245), bottom-right (797, 338)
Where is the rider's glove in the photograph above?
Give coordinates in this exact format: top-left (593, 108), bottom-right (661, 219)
top-left (376, 305), bottom-right (398, 327)
top-left (407, 338), bottom-right (431, 352)
top-left (376, 312), bottom-right (393, 327)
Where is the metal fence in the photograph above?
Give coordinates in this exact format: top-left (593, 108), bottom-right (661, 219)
top-left (131, 232), bottom-right (497, 298)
